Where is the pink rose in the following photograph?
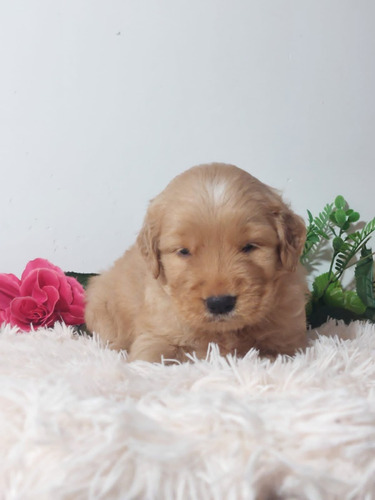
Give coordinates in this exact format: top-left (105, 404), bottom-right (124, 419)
top-left (0, 273), bottom-right (21, 325)
top-left (0, 259), bottom-right (85, 331)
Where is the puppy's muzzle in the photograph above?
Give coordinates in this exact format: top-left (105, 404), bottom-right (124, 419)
top-left (205, 295), bottom-right (237, 316)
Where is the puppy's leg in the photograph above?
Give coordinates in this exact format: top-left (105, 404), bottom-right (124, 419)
top-left (85, 299), bottom-right (123, 348)
top-left (85, 272), bottom-right (135, 351)
top-left (128, 334), bottom-right (179, 363)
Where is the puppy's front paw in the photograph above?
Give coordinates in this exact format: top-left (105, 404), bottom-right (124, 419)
top-left (128, 335), bottom-right (178, 363)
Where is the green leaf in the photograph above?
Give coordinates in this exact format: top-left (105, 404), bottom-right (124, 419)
top-left (364, 307), bottom-right (375, 322)
top-left (343, 291), bottom-right (367, 315)
top-left (324, 283), bottom-right (366, 315)
top-left (348, 211), bottom-right (360, 223)
top-left (312, 273), bottom-right (331, 300)
top-left (361, 218), bottom-right (375, 239)
top-left (324, 282), bottom-right (345, 308)
top-left (306, 233), bottom-right (320, 245)
top-left (301, 203), bottom-right (334, 263)
top-left (355, 246), bottom-right (375, 308)
top-left (333, 219), bottom-right (375, 278)
top-left (347, 231), bottom-right (361, 241)
top-left (330, 212), bottom-right (337, 224)
top-left (307, 210), bottom-right (314, 224)
top-left (333, 237), bottom-right (344, 252)
top-left (315, 228), bottom-right (329, 239)
top-left (335, 195), bottom-right (346, 210)
top-left (65, 272), bottom-right (98, 289)
top-left (335, 209), bottom-right (347, 227)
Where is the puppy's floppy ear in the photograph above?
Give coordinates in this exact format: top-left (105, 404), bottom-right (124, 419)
top-left (136, 200), bottom-right (162, 279)
top-left (273, 205), bottom-right (306, 272)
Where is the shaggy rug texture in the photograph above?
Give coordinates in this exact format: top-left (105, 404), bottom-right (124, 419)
top-left (1, 321), bottom-right (375, 500)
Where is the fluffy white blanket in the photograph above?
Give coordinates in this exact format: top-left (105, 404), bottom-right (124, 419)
top-left (1, 321), bottom-right (375, 500)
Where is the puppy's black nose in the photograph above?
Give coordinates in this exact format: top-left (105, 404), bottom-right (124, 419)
top-left (205, 295), bottom-right (237, 315)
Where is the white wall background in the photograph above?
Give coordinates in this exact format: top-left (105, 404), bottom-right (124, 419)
top-left (1, 0), bottom-right (374, 276)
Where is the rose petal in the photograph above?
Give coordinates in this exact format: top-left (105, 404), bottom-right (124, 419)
top-left (43, 285), bottom-right (60, 312)
top-left (20, 269), bottom-right (60, 301)
top-left (0, 308), bottom-right (11, 325)
top-left (0, 273), bottom-right (21, 309)
top-left (67, 276), bottom-right (85, 300)
top-left (56, 277), bottom-right (84, 311)
top-left (10, 297), bottom-right (41, 330)
top-left (40, 310), bottom-right (60, 328)
top-left (19, 271), bottom-right (46, 303)
top-left (21, 259), bottom-right (65, 281)
top-left (56, 275), bottom-right (73, 308)
top-left (36, 268), bottom-right (61, 289)
top-left (60, 304), bottom-right (85, 325)
top-left (10, 296), bottom-right (59, 330)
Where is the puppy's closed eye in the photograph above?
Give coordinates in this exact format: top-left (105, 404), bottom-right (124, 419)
top-left (177, 248), bottom-right (191, 257)
top-left (241, 243), bottom-right (258, 253)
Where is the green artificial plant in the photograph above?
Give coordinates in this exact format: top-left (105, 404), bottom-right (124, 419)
top-left (302, 196), bottom-right (375, 327)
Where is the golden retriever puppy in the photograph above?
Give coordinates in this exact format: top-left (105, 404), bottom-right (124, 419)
top-left (85, 163), bottom-right (307, 362)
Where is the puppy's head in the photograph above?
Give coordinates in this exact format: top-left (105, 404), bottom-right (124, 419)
top-left (137, 163), bottom-right (305, 332)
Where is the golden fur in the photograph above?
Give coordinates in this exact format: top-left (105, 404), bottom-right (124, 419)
top-left (85, 163), bottom-right (308, 362)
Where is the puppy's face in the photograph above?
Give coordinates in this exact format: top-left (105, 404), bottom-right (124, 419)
top-left (137, 164), bottom-right (305, 333)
